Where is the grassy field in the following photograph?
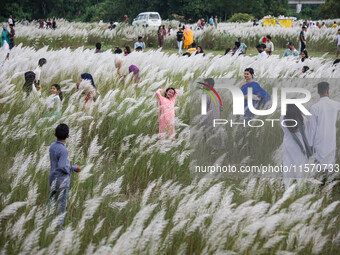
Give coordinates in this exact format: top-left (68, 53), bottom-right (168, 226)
top-left (0, 21), bottom-right (340, 255)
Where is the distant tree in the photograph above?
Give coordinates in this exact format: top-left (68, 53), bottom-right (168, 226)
top-left (318, 0), bottom-right (340, 19)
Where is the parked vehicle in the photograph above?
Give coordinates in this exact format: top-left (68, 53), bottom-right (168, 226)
top-left (132, 12), bottom-right (162, 27)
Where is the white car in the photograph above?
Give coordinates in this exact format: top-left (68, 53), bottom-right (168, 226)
top-left (132, 12), bottom-right (162, 27)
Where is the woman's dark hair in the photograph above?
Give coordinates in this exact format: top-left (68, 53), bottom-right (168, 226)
top-left (234, 41), bottom-right (240, 48)
top-left (244, 67), bottom-right (254, 76)
top-left (55, 123), bottom-right (69, 140)
top-left (225, 48), bottom-right (231, 55)
top-left (124, 46), bottom-right (131, 54)
top-left (114, 47), bottom-right (122, 54)
top-left (301, 50), bottom-right (308, 62)
top-left (96, 42), bottom-right (101, 50)
top-left (52, 84), bottom-right (63, 101)
top-left (81, 73), bottom-right (95, 88)
top-left (333, 59), bottom-right (340, 66)
top-left (158, 25), bottom-right (162, 30)
top-left (302, 66), bottom-right (310, 73)
top-left (23, 71), bottom-right (36, 93)
top-left (196, 46), bottom-right (204, 54)
top-left (38, 58), bottom-right (47, 67)
top-left (285, 104), bottom-right (303, 133)
top-left (164, 87), bottom-right (176, 97)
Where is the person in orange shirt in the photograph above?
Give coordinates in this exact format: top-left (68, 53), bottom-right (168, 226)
top-left (183, 25), bottom-right (193, 49)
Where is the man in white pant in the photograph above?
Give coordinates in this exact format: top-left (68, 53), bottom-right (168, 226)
top-left (308, 82), bottom-right (340, 182)
top-left (176, 26), bottom-right (184, 54)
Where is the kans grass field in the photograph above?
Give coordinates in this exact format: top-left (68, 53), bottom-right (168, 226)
top-left (0, 19), bottom-right (340, 255)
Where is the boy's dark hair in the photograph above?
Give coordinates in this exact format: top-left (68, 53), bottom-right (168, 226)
top-left (38, 58), bottom-right (47, 66)
top-left (138, 36), bottom-right (142, 40)
top-left (96, 42), bottom-right (101, 50)
top-left (55, 124), bottom-right (69, 140)
top-left (266, 35), bottom-right (271, 40)
top-left (235, 41), bottom-right (240, 48)
top-left (317, 82), bottom-right (329, 95)
top-left (136, 46), bottom-right (143, 50)
top-left (191, 42), bottom-right (196, 48)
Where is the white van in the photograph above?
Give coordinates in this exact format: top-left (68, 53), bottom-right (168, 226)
top-left (132, 12), bottom-right (161, 27)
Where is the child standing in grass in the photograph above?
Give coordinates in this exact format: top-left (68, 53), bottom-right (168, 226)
top-left (47, 124), bottom-right (81, 227)
top-left (46, 84), bottom-right (62, 117)
top-left (34, 58), bottom-right (47, 91)
top-left (156, 87), bottom-right (178, 140)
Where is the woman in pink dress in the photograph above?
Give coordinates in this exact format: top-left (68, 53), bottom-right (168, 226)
top-left (156, 87), bottom-right (178, 140)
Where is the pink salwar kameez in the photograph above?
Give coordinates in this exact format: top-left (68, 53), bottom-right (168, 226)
top-left (156, 88), bottom-right (178, 139)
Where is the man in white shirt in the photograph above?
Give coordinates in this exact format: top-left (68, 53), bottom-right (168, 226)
top-left (336, 29), bottom-right (340, 58)
top-left (308, 82), bottom-right (340, 170)
top-left (8, 15), bottom-right (13, 26)
top-left (256, 44), bottom-right (267, 59)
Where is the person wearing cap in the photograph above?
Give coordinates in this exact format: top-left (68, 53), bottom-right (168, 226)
top-left (299, 26), bottom-right (307, 53)
top-left (256, 44), bottom-right (267, 59)
top-left (283, 42), bottom-right (299, 58)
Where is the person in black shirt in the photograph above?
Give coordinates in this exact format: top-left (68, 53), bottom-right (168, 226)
top-left (176, 26), bottom-right (184, 54)
top-left (299, 26), bottom-right (307, 53)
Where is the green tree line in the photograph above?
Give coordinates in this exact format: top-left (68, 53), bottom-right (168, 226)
top-left (1, 0), bottom-right (339, 22)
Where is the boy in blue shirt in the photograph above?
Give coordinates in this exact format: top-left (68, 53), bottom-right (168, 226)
top-left (134, 36), bottom-right (146, 51)
top-left (47, 124), bottom-right (81, 227)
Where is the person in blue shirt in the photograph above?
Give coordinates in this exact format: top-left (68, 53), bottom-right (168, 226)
top-left (134, 36), bottom-right (146, 51)
top-left (283, 42), bottom-right (299, 58)
top-left (240, 68), bottom-right (271, 119)
top-left (238, 37), bottom-right (247, 55)
top-left (47, 124), bottom-right (81, 227)
top-left (209, 16), bottom-right (214, 27)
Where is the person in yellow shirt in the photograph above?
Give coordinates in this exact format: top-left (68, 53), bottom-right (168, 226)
top-left (183, 42), bottom-right (196, 56)
top-left (183, 25), bottom-right (193, 49)
top-left (333, 21), bottom-right (338, 28)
